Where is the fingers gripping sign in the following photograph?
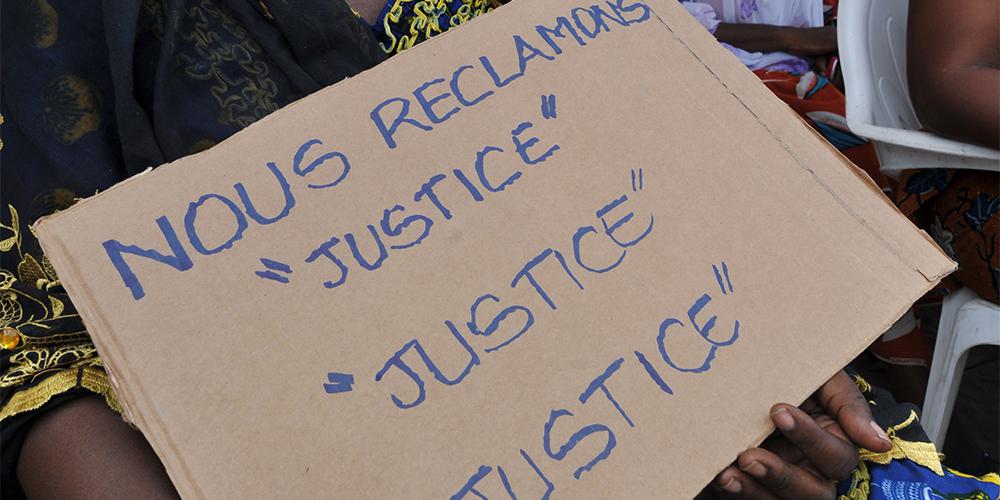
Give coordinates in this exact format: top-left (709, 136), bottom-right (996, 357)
top-left (712, 371), bottom-right (893, 499)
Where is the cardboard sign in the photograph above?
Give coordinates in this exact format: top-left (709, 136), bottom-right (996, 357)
top-left (36, 0), bottom-right (953, 497)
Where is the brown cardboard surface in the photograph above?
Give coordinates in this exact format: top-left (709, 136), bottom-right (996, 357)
top-left (35, 0), bottom-right (954, 497)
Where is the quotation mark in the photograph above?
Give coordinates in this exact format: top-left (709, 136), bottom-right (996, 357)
top-left (541, 94), bottom-right (557, 119)
top-left (324, 372), bottom-right (355, 394)
top-left (630, 168), bottom-right (644, 192)
top-left (712, 261), bottom-right (733, 295)
top-left (255, 258), bottom-right (292, 284)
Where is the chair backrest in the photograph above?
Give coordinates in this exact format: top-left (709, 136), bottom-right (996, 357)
top-left (839, 0), bottom-right (920, 132)
top-left (839, 0), bottom-right (1000, 170)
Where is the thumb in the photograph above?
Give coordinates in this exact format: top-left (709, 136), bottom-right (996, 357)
top-left (815, 371), bottom-right (892, 452)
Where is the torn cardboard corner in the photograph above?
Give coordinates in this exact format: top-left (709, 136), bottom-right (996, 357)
top-left (35, 0), bottom-right (953, 497)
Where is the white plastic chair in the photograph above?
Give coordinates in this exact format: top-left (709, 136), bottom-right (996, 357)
top-left (838, 0), bottom-right (1000, 179)
top-left (921, 288), bottom-right (1000, 449)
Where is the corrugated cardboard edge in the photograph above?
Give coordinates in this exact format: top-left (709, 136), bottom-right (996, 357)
top-left (34, 1), bottom-right (957, 497)
top-left (36, 220), bottom-right (208, 499)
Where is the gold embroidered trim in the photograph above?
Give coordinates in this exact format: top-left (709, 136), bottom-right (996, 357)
top-left (16, 328), bottom-right (89, 348)
top-left (378, 0), bottom-right (495, 54)
top-left (0, 364), bottom-right (121, 421)
top-left (1, 342), bottom-right (100, 388)
top-left (858, 410), bottom-right (944, 476)
top-left (838, 460), bottom-right (870, 500)
top-left (2, 203), bottom-right (78, 335)
top-left (257, 0), bottom-right (273, 19)
top-left (852, 374), bottom-right (872, 394)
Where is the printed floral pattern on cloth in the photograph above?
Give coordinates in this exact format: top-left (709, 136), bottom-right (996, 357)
top-left (372, 0), bottom-right (502, 54)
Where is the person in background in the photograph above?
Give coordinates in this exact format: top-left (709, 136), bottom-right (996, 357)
top-left (903, 0), bottom-right (999, 299)
top-left (849, 0), bottom-right (999, 446)
top-left (908, 0), bottom-right (998, 151)
top-left (885, 0), bottom-right (998, 475)
top-left (868, 0), bottom-right (999, 413)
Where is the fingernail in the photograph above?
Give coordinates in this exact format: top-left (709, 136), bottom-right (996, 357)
top-left (771, 407), bottom-right (795, 431)
top-left (720, 477), bottom-right (742, 494)
top-left (741, 461), bottom-right (767, 478)
top-left (870, 420), bottom-right (891, 444)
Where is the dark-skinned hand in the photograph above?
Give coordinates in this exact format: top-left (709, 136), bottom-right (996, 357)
top-left (700, 371), bottom-right (894, 500)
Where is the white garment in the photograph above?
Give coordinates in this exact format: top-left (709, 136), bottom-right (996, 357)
top-left (681, 0), bottom-right (824, 72)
